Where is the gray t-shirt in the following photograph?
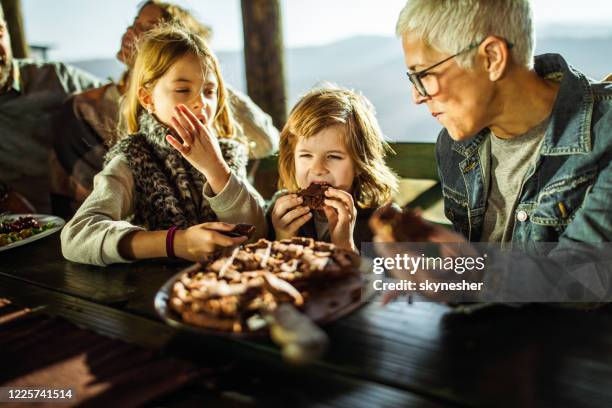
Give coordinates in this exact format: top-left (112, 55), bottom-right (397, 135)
top-left (480, 117), bottom-right (549, 244)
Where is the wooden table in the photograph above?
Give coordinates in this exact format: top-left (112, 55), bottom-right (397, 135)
top-left (2, 234), bottom-right (612, 407)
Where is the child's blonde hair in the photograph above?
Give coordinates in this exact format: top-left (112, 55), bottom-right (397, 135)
top-left (121, 23), bottom-right (234, 139)
top-left (278, 86), bottom-right (398, 208)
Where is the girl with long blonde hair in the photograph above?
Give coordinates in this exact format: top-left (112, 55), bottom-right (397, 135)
top-left (61, 24), bottom-right (266, 266)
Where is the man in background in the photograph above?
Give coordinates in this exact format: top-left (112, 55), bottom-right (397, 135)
top-left (0, 3), bottom-right (100, 213)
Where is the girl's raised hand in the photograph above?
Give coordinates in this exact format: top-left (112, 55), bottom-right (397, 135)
top-left (166, 103), bottom-right (230, 194)
top-left (174, 222), bottom-right (247, 262)
top-left (322, 188), bottom-right (357, 252)
top-left (271, 193), bottom-right (312, 240)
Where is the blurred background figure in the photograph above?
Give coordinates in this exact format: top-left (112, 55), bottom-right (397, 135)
top-left (0, 3), bottom-right (100, 214)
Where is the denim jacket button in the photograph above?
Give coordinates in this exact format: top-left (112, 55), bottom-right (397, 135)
top-left (517, 210), bottom-right (528, 222)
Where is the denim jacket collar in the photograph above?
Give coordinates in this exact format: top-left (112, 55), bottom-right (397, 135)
top-left (451, 53), bottom-right (592, 159)
top-left (536, 53), bottom-right (593, 155)
top-left (451, 131), bottom-right (488, 158)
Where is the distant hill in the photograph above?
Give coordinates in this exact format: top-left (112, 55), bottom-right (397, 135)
top-left (71, 35), bottom-right (612, 143)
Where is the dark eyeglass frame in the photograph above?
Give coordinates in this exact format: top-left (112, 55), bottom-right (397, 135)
top-left (406, 39), bottom-right (514, 97)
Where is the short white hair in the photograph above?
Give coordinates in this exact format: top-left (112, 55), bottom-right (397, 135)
top-left (396, 0), bottom-right (535, 69)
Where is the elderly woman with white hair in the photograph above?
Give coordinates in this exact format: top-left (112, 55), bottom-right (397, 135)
top-left (380, 0), bottom-right (612, 303)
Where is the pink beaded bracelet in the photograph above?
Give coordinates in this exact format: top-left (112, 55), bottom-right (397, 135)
top-left (166, 226), bottom-right (178, 259)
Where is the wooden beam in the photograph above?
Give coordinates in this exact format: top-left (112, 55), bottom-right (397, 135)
top-left (241, 0), bottom-right (287, 130)
top-left (1, 0), bottom-right (29, 58)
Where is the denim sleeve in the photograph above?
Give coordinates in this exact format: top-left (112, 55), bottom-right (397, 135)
top-left (559, 152), bottom-right (612, 243)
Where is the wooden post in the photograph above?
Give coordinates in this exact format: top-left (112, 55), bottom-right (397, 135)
top-left (1, 0), bottom-right (29, 58)
top-left (241, 0), bottom-right (287, 130)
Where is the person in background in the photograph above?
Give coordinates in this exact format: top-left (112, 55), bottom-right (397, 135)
top-left (0, 4), bottom-right (100, 214)
top-left (50, 0), bottom-right (279, 217)
top-left (61, 24), bottom-right (266, 266)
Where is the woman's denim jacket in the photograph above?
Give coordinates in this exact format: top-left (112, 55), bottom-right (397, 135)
top-left (435, 54), bottom-right (612, 300)
top-left (436, 53), bottom-right (611, 245)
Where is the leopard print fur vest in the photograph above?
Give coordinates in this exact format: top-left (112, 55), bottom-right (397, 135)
top-left (105, 112), bottom-right (247, 230)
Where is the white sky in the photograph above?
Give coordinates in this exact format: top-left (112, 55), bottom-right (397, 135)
top-left (21, 0), bottom-right (612, 61)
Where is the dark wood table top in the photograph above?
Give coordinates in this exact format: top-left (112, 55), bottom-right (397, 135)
top-left (3, 233), bottom-right (612, 407)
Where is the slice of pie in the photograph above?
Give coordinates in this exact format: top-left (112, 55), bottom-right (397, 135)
top-left (220, 223), bottom-right (256, 238)
top-left (298, 183), bottom-right (330, 210)
top-left (369, 203), bottom-right (434, 242)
